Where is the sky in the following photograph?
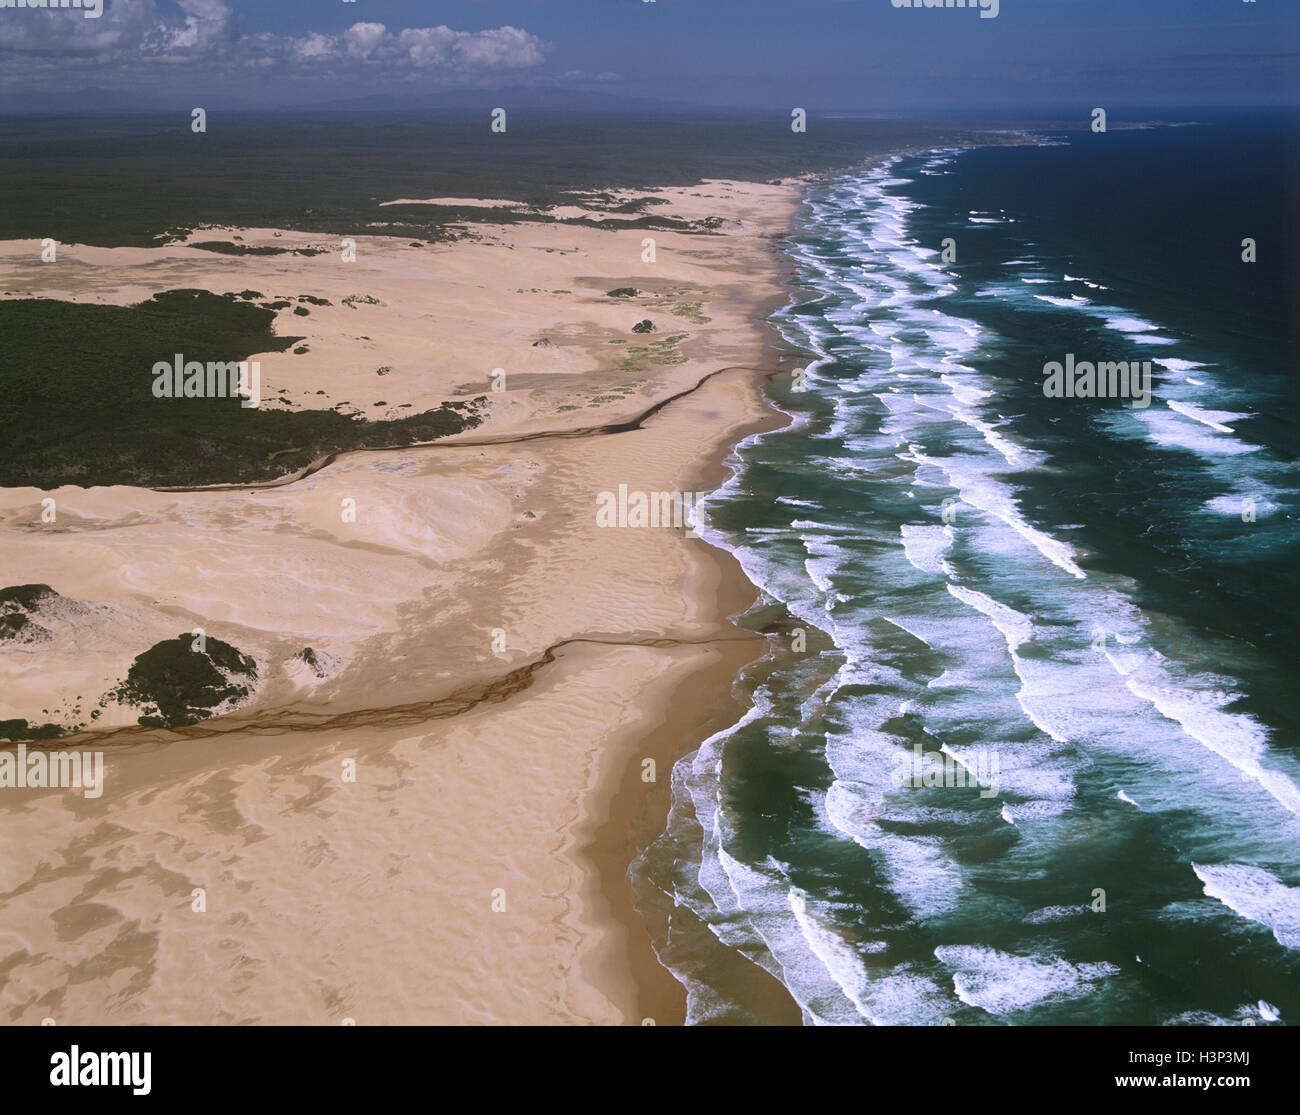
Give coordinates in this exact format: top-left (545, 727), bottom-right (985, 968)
top-left (0, 0), bottom-right (1296, 113)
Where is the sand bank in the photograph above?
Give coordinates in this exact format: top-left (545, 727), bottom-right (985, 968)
top-left (0, 178), bottom-right (805, 1024)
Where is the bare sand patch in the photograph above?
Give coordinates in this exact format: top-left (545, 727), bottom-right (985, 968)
top-left (0, 177), bottom-right (803, 1024)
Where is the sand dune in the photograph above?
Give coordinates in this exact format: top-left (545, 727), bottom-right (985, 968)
top-left (0, 178), bottom-right (800, 1024)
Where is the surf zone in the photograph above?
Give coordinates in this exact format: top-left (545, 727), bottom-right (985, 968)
top-left (1042, 354), bottom-right (1153, 408)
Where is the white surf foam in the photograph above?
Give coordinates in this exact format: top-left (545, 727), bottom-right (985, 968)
top-left (1192, 863), bottom-right (1300, 949)
top-left (934, 945), bottom-right (1118, 1015)
top-left (1166, 399), bottom-right (1248, 434)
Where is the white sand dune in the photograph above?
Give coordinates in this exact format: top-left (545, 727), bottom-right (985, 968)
top-left (0, 178), bottom-right (803, 1024)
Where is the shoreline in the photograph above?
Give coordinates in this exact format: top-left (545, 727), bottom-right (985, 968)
top-left (579, 160), bottom-right (896, 1026)
top-left (0, 175), bottom-right (819, 1024)
top-left (578, 174), bottom-right (831, 1025)
top-left (583, 354), bottom-right (798, 1027)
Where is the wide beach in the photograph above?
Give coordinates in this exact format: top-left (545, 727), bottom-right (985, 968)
top-left (0, 178), bottom-right (805, 1024)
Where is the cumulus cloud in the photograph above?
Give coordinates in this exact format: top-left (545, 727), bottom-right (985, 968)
top-left (0, 0), bottom-right (551, 86)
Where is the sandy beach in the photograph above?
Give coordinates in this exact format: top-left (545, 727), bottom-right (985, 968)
top-left (0, 178), bottom-right (805, 1024)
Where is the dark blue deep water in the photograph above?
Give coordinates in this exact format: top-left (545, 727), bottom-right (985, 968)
top-left (638, 113), bottom-right (1300, 1026)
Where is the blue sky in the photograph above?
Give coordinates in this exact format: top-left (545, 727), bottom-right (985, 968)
top-left (1, 0), bottom-right (1296, 111)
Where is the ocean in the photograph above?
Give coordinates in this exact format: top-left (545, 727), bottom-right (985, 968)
top-left (637, 111), bottom-right (1300, 1025)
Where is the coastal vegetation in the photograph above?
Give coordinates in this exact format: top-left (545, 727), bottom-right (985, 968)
top-left (109, 633), bottom-right (258, 728)
top-left (0, 114), bottom-right (983, 248)
top-left (0, 291), bottom-right (485, 488)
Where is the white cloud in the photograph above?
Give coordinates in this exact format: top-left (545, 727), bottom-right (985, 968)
top-left (0, 0), bottom-right (552, 85)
